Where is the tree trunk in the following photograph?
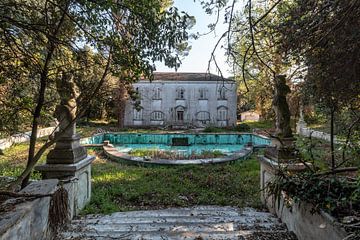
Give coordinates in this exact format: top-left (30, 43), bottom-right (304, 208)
top-left (21, 1), bottom-right (70, 188)
top-left (330, 108), bottom-right (335, 171)
top-left (21, 43), bottom-right (56, 189)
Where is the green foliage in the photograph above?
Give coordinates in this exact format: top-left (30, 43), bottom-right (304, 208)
top-left (203, 126), bottom-right (226, 133)
top-left (82, 152), bottom-right (262, 214)
top-left (203, 121), bottom-right (271, 133)
top-left (0, 142), bottom-right (48, 183)
top-left (231, 1), bottom-right (299, 120)
top-left (234, 123), bottom-right (251, 132)
top-left (268, 172), bottom-right (360, 218)
top-left (244, 120), bottom-right (273, 130)
top-left (0, 0), bottom-right (194, 134)
top-left (280, 0), bottom-right (360, 109)
top-left (295, 135), bottom-right (360, 170)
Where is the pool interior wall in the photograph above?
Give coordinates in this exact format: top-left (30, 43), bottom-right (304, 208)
top-left (83, 133), bottom-right (271, 146)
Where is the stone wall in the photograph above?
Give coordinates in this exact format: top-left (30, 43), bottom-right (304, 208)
top-left (0, 127), bottom-right (56, 150)
top-left (296, 121), bottom-right (337, 143)
top-left (240, 111), bottom-right (260, 122)
top-left (259, 156), bottom-right (348, 240)
top-left (0, 179), bottom-right (59, 240)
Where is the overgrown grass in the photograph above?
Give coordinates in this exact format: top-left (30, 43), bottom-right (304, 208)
top-left (244, 120), bottom-right (273, 130)
top-left (82, 149), bottom-right (262, 214)
top-left (77, 120), bottom-right (168, 137)
top-left (0, 140), bottom-right (48, 181)
top-left (203, 120), bottom-right (273, 133)
top-left (295, 136), bottom-right (360, 170)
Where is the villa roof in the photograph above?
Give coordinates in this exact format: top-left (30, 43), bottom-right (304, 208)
top-left (141, 72), bottom-right (233, 82)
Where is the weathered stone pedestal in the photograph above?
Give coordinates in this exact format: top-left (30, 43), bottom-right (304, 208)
top-left (35, 131), bottom-right (95, 218)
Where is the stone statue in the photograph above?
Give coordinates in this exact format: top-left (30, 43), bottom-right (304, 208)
top-left (273, 75), bottom-right (293, 139)
top-left (47, 71), bottom-right (86, 164)
top-left (36, 71), bottom-right (95, 216)
top-left (54, 72), bottom-right (79, 136)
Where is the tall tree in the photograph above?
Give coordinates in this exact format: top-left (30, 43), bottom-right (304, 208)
top-left (278, 0), bottom-right (360, 169)
top-left (230, 0), bottom-right (300, 136)
top-left (0, 0), bottom-right (193, 188)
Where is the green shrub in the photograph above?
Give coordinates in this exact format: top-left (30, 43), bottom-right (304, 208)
top-left (235, 123), bottom-right (251, 132)
top-left (203, 126), bottom-right (224, 133)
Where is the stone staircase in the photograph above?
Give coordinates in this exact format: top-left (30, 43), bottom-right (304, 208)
top-left (58, 206), bottom-right (297, 240)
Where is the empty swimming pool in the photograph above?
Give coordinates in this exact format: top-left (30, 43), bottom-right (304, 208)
top-left (83, 133), bottom-right (270, 157)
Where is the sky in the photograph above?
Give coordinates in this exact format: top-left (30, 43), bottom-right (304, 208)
top-left (155, 0), bottom-right (238, 77)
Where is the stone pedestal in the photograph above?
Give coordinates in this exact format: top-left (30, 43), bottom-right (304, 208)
top-left (36, 155), bottom-right (94, 218)
top-left (35, 125), bottom-right (94, 218)
top-left (47, 132), bottom-right (87, 164)
top-left (265, 136), bottom-right (298, 163)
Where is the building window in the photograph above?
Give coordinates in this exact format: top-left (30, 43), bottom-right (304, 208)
top-left (151, 111), bottom-right (164, 121)
top-left (176, 87), bottom-right (185, 99)
top-left (199, 88), bottom-right (207, 99)
top-left (196, 111), bottom-right (210, 124)
top-left (218, 86), bottom-right (226, 100)
top-left (133, 109), bottom-right (142, 120)
top-left (217, 106), bottom-right (228, 120)
top-left (153, 87), bottom-right (161, 99)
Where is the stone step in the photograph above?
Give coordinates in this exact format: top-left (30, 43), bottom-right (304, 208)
top-left (64, 221), bottom-right (283, 233)
top-left (58, 206), bottom-right (297, 240)
top-left (77, 206), bottom-right (275, 219)
top-left (60, 230), bottom-right (296, 240)
top-left (71, 215), bottom-right (281, 226)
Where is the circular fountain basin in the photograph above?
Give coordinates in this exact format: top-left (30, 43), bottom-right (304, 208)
top-left (82, 132), bottom-right (270, 165)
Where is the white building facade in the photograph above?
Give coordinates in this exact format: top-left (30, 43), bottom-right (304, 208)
top-left (123, 73), bottom-right (237, 128)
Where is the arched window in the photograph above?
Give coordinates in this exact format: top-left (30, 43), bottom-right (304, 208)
top-left (151, 111), bottom-right (164, 121)
top-left (199, 88), bottom-right (208, 99)
top-left (217, 106), bottom-right (228, 120)
top-left (218, 86), bottom-right (226, 100)
top-left (176, 87), bottom-right (185, 99)
top-left (196, 111), bottom-right (210, 124)
top-left (153, 87), bottom-right (161, 99)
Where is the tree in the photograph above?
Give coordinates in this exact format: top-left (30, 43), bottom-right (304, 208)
top-left (231, 0), bottom-right (301, 137)
top-left (196, 0), bottom-right (301, 136)
top-left (0, 0), bottom-right (193, 189)
top-left (278, 0), bottom-right (360, 170)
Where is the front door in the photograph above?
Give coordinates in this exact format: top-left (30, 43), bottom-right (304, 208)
top-left (176, 110), bottom-right (184, 122)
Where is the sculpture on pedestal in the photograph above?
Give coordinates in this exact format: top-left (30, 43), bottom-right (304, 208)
top-left (36, 72), bottom-right (95, 217)
top-left (272, 75), bottom-right (293, 139)
top-left (265, 75), bottom-right (298, 161)
top-left (47, 72), bottom-right (87, 164)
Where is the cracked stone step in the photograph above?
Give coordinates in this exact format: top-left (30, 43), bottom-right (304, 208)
top-left (60, 230), bottom-right (296, 240)
top-left (71, 215), bottom-right (282, 226)
top-left (58, 206), bottom-right (297, 240)
top-left (63, 221), bottom-right (284, 233)
top-left (92, 208), bottom-right (242, 218)
top-left (74, 206), bottom-right (277, 219)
